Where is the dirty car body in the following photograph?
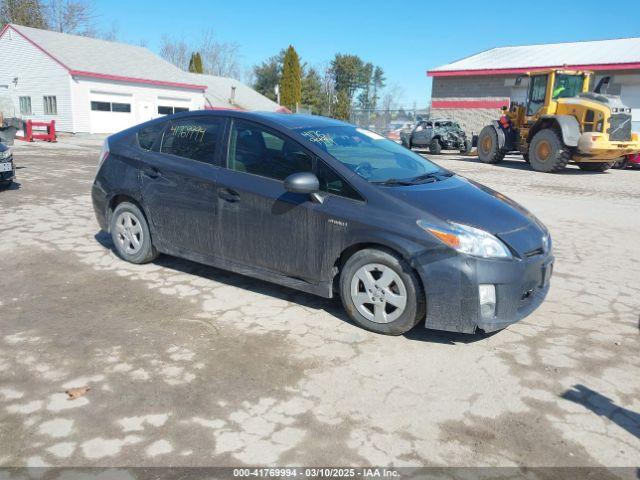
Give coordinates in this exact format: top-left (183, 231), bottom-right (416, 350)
top-left (92, 111), bottom-right (553, 335)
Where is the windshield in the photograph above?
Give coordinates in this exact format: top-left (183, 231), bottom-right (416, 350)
top-left (553, 74), bottom-right (583, 99)
top-left (295, 125), bottom-right (444, 183)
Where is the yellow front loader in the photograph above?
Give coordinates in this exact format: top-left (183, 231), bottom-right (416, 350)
top-left (477, 69), bottom-right (640, 172)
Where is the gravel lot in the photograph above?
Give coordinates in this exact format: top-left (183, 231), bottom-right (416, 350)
top-left (0, 135), bottom-right (638, 470)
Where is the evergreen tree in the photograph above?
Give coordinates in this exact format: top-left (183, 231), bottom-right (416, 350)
top-left (188, 52), bottom-right (204, 74)
top-left (0, 0), bottom-right (47, 28)
top-left (279, 45), bottom-right (301, 112)
top-left (301, 67), bottom-right (323, 114)
top-left (252, 52), bottom-right (284, 102)
top-left (334, 89), bottom-right (350, 121)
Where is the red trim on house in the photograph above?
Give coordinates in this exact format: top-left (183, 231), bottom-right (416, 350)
top-left (1, 24), bottom-right (206, 91)
top-left (70, 70), bottom-right (206, 91)
top-left (427, 62), bottom-right (640, 77)
top-left (432, 99), bottom-right (510, 109)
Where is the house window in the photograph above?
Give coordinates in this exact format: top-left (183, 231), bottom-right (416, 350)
top-left (19, 96), bottom-right (32, 115)
top-left (43, 96), bottom-right (57, 115)
top-left (91, 101), bottom-right (131, 113)
top-left (111, 102), bottom-right (131, 113)
top-left (158, 105), bottom-right (189, 115)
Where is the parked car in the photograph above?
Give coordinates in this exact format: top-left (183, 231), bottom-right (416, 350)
top-left (384, 121), bottom-right (413, 143)
top-left (92, 112), bottom-right (553, 335)
top-left (612, 153), bottom-right (640, 169)
top-left (0, 142), bottom-right (15, 187)
top-left (401, 119), bottom-right (471, 154)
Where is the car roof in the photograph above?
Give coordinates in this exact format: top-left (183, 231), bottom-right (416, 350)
top-left (169, 110), bottom-right (352, 130)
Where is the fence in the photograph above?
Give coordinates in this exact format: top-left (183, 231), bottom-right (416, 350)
top-left (349, 108), bottom-right (430, 134)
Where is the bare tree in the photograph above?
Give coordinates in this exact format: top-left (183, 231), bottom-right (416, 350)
top-left (47, 0), bottom-right (96, 35)
top-left (198, 29), bottom-right (241, 79)
top-left (159, 35), bottom-right (190, 71)
top-left (381, 84), bottom-right (405, 111)
top-left (159, 30), bottom-right (242, 79)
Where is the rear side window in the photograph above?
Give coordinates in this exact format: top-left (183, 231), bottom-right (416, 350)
top-left (160, 116), bottom-right (224, 164)
top-left (137, 122), bottom-right (166, 151)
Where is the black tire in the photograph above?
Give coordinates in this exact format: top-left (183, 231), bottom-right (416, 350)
top-left (339, 248), bottom-right (425, 335)
top-left (612, 157), bottom-right (628, 169)
top-left (528, 129), bottom-right (570, 173)
top-left (477, 126), bottom-right (506, 163)
top-left (460, 139), bottom-right (472, 155)
top-left (109, 202), bottom-right (158, 264)
top-left (578, 162), bottom-right (613, 172)
top-left (429, 138), bottom-right (442, 154)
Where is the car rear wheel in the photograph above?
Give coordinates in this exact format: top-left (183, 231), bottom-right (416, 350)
top-left (460, 139), bottom-right (472, 155)
top-left (110, 202), bottom-right (158, 264)
top-left (340, 248), bottom-right (425, 335)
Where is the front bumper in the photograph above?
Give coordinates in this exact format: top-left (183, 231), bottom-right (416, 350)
top-left (413, 249), bottom-right (553, 334)
top-left (575, 132), bottom-right (640, 161)
top-left (0, 157), bottom-right (15, 183)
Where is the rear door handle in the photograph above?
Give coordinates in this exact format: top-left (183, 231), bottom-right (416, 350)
top-left (142, 166), bottom-right (161, 179)
top-left (218, 188), bottom-right (240, 203)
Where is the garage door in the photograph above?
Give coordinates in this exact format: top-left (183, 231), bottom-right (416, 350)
top-left (89, 91), bottom-right (136, 134)
top-left (620, 84), bottom-right (640, 132)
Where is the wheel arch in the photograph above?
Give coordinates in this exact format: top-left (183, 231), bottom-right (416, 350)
top-left (106, 193), bottom-right (151, 234)
top-left (331, 240), bottom-right (426, 295)
top-left (528, 115), bottom-right (580, 147)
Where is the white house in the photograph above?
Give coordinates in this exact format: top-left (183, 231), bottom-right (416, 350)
top-left (0, 24), bottom-right (282, 134)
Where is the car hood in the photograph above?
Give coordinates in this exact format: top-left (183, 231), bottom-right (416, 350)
top-left (384, 175), bottom-right (547, 254)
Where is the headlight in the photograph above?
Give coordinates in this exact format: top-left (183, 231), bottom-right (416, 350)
top-left (417, 220), bottom-right (512, 259)
top-left (0, 149), bottom-right (11, 161)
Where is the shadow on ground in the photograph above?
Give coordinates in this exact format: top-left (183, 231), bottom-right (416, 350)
top-left (95, 231), bottom-right (495, 346)
top-left (561, 384), bottom-right (640, 440)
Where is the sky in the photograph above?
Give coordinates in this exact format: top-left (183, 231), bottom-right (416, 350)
top-left (95, 0), bottom-right (640, 108)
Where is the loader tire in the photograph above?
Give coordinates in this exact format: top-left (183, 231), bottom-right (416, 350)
top-left (528, 129), bottom-right (570, 173)
top-left (578, 162), bottom-right (613, 172)
top-left (477, 126), bottom-right (506, 164)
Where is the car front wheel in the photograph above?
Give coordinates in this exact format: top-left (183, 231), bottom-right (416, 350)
top-left (109, 202), bottom-right (158, 264)
top-left (339, 248), bottom-right (425, 335)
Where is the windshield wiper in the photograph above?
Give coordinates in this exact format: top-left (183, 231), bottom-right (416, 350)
top-left (370, 178), bottom-right (415, 186)
top-left (408, 171), bottom-right (454, 184)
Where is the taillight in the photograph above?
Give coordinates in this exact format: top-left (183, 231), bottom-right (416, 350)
top-left (98, 140), bottom-right (110, 171)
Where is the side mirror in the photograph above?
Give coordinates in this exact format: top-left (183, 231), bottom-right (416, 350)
top-left (283, 172), bottom-right (319, 195)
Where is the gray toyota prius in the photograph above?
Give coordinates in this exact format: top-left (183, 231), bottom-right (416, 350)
top-left (92, 111), bottom-right (553, 335)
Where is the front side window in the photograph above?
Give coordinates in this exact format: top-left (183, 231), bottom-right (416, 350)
top-left (19, 96), bottom-right (32, 115)
top-left (295, 125), bottom-right (442, 183)
top-left (43, 96), bottom-right (57, 115)
top-left (228, 120), bottom-right (313, 181)
top-left (315, 160), bottom-right (362, 201)
top-left (160, 116), bottom-right (224, 164)
top-left (527, 75), bottom-right (548, 116)
top-left (552, 74), bottom-right (583, 100)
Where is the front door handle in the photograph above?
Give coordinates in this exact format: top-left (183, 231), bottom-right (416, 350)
top-left (218, 188), bottom-right (240, 203)
top-left (142, 166), bottom-right (161, 179)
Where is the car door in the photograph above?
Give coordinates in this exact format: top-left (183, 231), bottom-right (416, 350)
top-left (413, 121), bottom-right (431, 145)
top-left (138, 115), bottom-right (227, 258)
top-left (216, 119), bottom-right (331, 281)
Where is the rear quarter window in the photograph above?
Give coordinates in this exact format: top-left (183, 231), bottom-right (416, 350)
top-left (137, 122), bottom-right (166, 151)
